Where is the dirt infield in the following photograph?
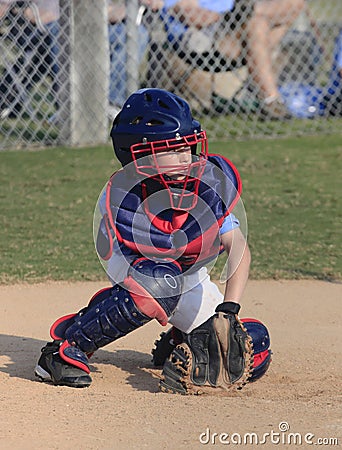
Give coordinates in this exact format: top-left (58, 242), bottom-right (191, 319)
top-left (0, 280), bottom-right (341, 450)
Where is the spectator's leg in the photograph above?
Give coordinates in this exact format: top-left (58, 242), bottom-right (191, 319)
top-left (0, 69), bottom-right (20, 117)
top-left (108, 21), bottom-right (149, 116)
top-left (259, 0), bottom-right (305, 35)
top-left (137, 24), bottom-right (149, 78)
top-left (243, 0), bottom-right (305, 118)
top-left (246, 0), bottom-right (305, 100)
top-left (46, 21), bottom-right (60, 102)
top-left (216, 33), bottom-right (241, 62)
top-left (108, 21), bottom-right (127, 110)
top-left (42, 21), bottom-right (60, 123)
top-left (246, 13), bottom-right (278, 100)
top-left (0, 18), bottom-right (36, 117)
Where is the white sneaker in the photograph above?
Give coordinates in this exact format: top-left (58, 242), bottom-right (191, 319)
top-left (0, 108), bottom-right (11, 119)
top-left (261, 96), bottom-right (292, 120)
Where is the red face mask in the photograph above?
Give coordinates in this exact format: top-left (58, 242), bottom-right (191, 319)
top-left (130, 131), bottom-right (208, 210)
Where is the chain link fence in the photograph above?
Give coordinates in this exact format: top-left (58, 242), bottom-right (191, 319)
top-left (0, 0), bottom-right (341, 150)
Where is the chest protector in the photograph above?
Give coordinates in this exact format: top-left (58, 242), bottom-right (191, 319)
top-left (99, 155), bottom-right (241, 272)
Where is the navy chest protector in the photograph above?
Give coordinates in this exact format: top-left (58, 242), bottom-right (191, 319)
top-left (97, 154), bottom-right (241, 271)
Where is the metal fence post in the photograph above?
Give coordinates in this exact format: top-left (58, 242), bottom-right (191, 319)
top-left (58, 0), bottom-right (72, 145)
top-left (126, 0), bottom-right (140, 98)
top-left (65, 0), bottom-right (109, 146)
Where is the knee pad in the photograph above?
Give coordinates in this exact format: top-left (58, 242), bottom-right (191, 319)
top-left (241, 318), bottom-right (272, 381)
top-left (124, 258), bottom-right (183, 326)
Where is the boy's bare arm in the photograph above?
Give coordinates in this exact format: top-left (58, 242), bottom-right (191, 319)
top-left (220, 227), bottom-right (251, 303)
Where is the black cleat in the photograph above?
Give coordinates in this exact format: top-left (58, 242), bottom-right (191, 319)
top-left (35, 341), bottom-right (92, 388)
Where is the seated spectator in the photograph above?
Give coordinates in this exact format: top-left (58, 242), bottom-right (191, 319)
top-left (0, 0), bottom-right (60, 119)
top-left (107, 0), bottom-right (163, 119)
top-left (158, 0), bottom-right (305, 119)
top-left (324, 29), bottom-right (342, 116)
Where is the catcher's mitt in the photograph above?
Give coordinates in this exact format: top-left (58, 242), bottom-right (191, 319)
top-left (159, 302), bottom-right (254, 395)
top-left (151, 327), bottom-right (183, 367)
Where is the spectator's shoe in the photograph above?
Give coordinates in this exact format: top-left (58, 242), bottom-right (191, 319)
top-left (35, 341), bottom-right (92, 388)
top-left (151, 327), bottom-right (184, 367)
top-left (260, 96), bottom-right (292, 120)
top-left (0, 103), bottom-right (22, 119)
top-left (0, 108), bottom-right (11, 119)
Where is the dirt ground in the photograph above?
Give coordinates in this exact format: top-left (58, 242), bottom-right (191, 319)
top-left (0, 280), bottom-right (341, 450)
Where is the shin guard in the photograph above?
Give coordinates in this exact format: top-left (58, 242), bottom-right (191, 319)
top-left (50, 258), bottom-right (183, 368)
top-left (51, 285), bottom-right (151, 354)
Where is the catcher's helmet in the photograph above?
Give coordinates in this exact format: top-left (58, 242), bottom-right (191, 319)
top-left (110, 88), bottom-right (208, 210)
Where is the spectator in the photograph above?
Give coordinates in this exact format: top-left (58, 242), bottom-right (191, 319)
top-left (0, 0), bottom-right (60, 119)
top-left (159, 0), bottom-right (305, 119)
top-left (325, 29), bottom-right (342, 116)
top-left (107, 0), bottom-right (163, 119)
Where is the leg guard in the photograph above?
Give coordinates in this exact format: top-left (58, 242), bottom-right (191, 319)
top-left (51, 285), bottom-right (151, 354)
top-left (50, 259), bottom-right (183, 359)
top-left (241, 318), bottom-right (272, 381)
top-left (35, 284), bottom-right (148, 385)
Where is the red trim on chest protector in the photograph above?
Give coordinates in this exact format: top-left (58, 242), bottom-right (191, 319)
top-left (208, 153), bottom-right (242, 213)
top-left (105, 178), bottom-right (122, 242)
top-left (141, 183), bottom-right (189, 233)
top-left (116, 215), bottom-right (224, 261)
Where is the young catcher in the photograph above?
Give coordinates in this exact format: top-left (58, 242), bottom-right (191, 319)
top-left (35, 88), bottom-right (271, 393)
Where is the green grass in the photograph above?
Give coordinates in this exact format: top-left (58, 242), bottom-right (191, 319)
top-left (211, 135), bottom-right (341, 281)
top-left (0, 134), bottom-right (341, 284)
top-left (0, 145), bottom-right (117, 283)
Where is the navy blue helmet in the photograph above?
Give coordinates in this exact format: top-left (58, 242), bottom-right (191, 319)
top-left (110, 89), bottom-right (208, 210)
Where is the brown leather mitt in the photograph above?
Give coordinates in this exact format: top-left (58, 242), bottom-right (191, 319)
top-left (159, 302), bottom-right (254, 395)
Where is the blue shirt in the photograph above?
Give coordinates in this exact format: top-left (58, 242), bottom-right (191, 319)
top-left (220, 213), bottom-right (240, 234)
top-left (163, 0), bottom-right (234, 13)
